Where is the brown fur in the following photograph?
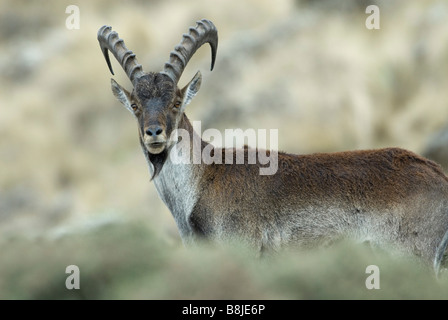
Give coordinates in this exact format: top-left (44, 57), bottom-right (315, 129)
top-left (173, 115), bottom-right (448, 266)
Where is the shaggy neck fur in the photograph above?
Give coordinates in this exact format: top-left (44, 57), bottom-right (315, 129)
top-left (139, 114), bottom-right (205, 244)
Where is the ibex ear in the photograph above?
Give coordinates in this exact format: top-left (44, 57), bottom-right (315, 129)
top-left (180, 71), bottom-right (202, 111)
top-left (111, 78), bottom-right (133, 113)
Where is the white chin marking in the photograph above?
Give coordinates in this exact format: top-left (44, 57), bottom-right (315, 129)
top-left (147, 146), bottom-right (165, 154)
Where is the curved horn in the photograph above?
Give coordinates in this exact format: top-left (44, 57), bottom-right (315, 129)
top-left (162, 19), bottom-right (218, 84)
top-left (97, 25), bottom-right (145, 83)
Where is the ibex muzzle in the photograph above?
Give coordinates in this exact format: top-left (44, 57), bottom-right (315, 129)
top-left (98, 20), bottom-right (448, 276)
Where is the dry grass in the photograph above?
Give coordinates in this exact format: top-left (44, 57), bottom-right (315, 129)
top-left (1, 0), bottom-right (448, 299)
top-left (1, 221), bottom-right (448, 300)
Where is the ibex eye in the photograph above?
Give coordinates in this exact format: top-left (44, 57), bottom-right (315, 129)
top-left (131, 104), bottom-right (138, 111)
top-left (174, 101), bottom-right (181, 108)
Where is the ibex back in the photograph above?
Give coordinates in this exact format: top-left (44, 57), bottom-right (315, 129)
top-left (98, 19), bottom-right (448, 275)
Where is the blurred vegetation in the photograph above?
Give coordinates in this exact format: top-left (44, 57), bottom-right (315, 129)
top-left (1, 0), bottom-right (448, 299)
top-left (2, 221), bottom-right (448, 299)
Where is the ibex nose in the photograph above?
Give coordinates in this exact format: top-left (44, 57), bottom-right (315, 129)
top-left (145, 125), bottom-right (163, 137)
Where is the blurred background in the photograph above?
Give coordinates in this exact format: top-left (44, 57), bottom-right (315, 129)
top-left (1, 0), bottom-right (448, 299)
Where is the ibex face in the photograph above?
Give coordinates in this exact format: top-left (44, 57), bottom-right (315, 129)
top-left (110, 72), bottom-right (201, 155)
top-left (97, 20), bottom-right (217, 155)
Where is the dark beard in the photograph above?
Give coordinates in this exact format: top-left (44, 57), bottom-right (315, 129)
top-left (148, 149), bottom-right (168, 180)
top-left (139, 138), bottom-right (168, 180)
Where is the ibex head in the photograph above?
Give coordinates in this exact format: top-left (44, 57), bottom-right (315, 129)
top-left (97, 20), bottom-right (217, 155)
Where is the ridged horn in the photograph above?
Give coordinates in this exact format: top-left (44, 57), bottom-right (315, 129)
top-left (97, 25), bottom-right (145, 83)
top-left (162, 19), bottom-right (218, 84)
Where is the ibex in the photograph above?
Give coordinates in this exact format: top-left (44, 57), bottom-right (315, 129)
top-left (98, 19), bottom-right (448, 275)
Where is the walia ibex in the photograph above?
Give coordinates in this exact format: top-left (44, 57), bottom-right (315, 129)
top-left (98, 19), bottom-right (448, 274)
